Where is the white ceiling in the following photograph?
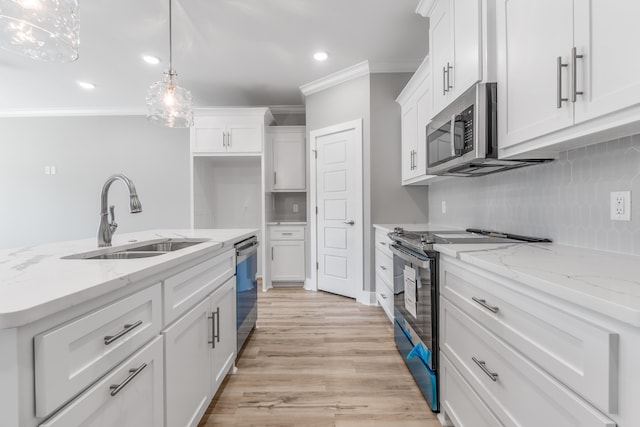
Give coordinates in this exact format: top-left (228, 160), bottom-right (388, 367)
top-left (0, 0), bottom-right (428, 114)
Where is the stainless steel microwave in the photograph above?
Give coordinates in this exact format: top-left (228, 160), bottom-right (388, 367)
top-left (426, 83), bottom-right (552, 177)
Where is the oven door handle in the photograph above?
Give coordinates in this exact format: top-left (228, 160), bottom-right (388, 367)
top-left (389, 244), bottom-right (432, 269)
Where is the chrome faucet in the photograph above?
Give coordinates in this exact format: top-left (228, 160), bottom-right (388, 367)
top-left (98, 174), bottom-right (142, 247)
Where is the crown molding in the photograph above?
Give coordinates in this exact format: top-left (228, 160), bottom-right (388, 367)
top-left (268, 105), bottom-right (306, 115)
top-left (0, 107), bottom-right (147, 118)
top-left (299, 60), bottom-right (370, 96)
top-left (369, 59), bottom-right (422, 73)
top-left (193, 107), bottom-right (272, 117)
top-left (415, 0), bottom-right (436, 17)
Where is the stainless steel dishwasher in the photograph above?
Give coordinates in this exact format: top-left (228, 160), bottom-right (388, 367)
top-left (235, 236), bottom-right (259, 353)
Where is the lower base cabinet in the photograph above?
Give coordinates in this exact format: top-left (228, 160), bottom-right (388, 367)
top-left (40, 336), bottom-right (164, 427)
top-left (164, 276), bottom-right (237, 427)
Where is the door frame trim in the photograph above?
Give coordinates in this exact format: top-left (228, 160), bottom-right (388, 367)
top-left (308, 118), bottom-right (364, 297)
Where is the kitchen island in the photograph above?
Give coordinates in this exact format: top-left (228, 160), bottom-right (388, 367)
top-left (0, 228), bottom-right (256, 427)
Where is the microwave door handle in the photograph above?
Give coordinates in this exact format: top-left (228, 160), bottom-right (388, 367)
top-left (453, 114), bottom-right (466, 156)
top-left (450, 116), bottom-right (456, 157)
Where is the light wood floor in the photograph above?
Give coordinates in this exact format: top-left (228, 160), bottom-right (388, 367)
top-left (198, 287), bottom-right (442, 427)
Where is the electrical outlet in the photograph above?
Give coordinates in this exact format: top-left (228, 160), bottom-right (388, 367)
top-left (441, 201), bottom-right (447, 214)
top-left (50, 165), bottom-right (56, 175)
top-left (292, 204), bottom-right (299, 213)
top-left (610, 191), bottom-right (631, 221)
top-left (44, 165), bottom-right (50, 175)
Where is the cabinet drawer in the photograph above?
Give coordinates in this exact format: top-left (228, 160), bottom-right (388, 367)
top-left (40, 336), bottom-right (164, 427)
top-left (440, 259), bottom-right (618, 413)
top-left (375, 273), bottom-right (393, 322)
top-left (374, 229), bottom-right (393, 257)
top-left (164, 249), bottom-right (235, 325)
top-left (34, 284), bottom-right (162, 417)
top-left (375, 248), bottom-right (393, 285)
top-left (440, 352), bottom-right (502, 427)
top-left (270, 226), bottom-right (305, 240)
top-left (440, 297), bottom-right (615, 427)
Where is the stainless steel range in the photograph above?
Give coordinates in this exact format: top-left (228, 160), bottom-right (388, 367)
top-left (388, 227), bottom-right (550, 412)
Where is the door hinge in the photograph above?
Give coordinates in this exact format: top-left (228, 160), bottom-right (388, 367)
top-left (315, 206), bottom-right (318, 215)
top-left (316, 261), bottom-right (319, 270)
top-left (313, 149), bottom-right (317, 159)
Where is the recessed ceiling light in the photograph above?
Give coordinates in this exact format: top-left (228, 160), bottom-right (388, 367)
top-left (313, 51), bottom-right (328, 61)
top-left (77, 81), bottom-right (96, 90)
top-left (142, 55), bottom-right (161, 65)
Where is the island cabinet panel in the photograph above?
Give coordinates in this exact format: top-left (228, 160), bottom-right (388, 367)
top-left (34, 284), bottom-right (162, 417)
top-left (164, 276), bottom-right (237, 427)
top-left (163, 249), bottom-right (236, 326)
top-left (39, 336), bottom-right (164, 427)
top-left (164, 297), bottom-right (212, 427)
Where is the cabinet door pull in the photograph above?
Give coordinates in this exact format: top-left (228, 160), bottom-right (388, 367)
top-left (104, 320), bottom-right (143, 345)
top-left (208, 313), bottom-right (216, 348)
top-left (379, 241), bottom-right (386, 246)
top-left (227, 131), bottom-right (231, 148)
top-left (472, 297), bottom-right (499, 313)
top-left (271, 246), bottom-right (274, 260)
top-left (446, 62), bottom-right (453, 91)
top-left (380, 293), bottom-right (387, 300)
top-left (557, 56), bottom-right (568, 108)
top-left (282, 232), bottom-right (293, 235)
top-left (442, 66), bottom-right (447, 95)
top-left (223, 131), bottom-right (227, 148)
top-left (109, 363), bottom-right (147, 396)
top-left (472, 357), bottom-right (499, 382)
top-left (380, 265), bottom-right (387, 270)
top-left (215, 307), bottom-right (220, 343)
top-left (274, 171), bottom-right (277, 185)
top-left (571, 47), bottom-right (584, 102)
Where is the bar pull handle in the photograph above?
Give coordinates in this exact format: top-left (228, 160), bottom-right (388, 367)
top-left (379, 241), bottom-right (386, 246)
top-left (557, 56), bottom-right (568, 108)
top-left (380, 293), bottom-right (387, 300)
top-left (223, 131), bottom-right (227, 147)
top-left (215, 307), bottom-right (220, 343)
top-left (472, 357), bottom-right (499, 382)
top-left (208, 313), bottom-right (216, 348)
top-left (571, 47), bottom-right (584, 102)
top-left (109, 363), bottom-right (147, 396)
top-left (282, 232), bottom-right (293, 235)
top-left (446, 62), bottom-right (453, 91)
top-left (274, 171), bottom-right (277, 185)
top-left (380, 265), bottom-right (387, 270)
top-left (227, 131), bottom-right (231, 148)
top-left (104, 320), bottom-right (143, 345)
top-left (271, 246), bottom-right (274, 260)
top-left (442, 66), bottom-right (447, 95)
top-left (472, 297), bottom-right (499, 313)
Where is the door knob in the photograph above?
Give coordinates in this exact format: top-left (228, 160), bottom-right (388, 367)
top-left (343, 220), bottom-right (355, 225)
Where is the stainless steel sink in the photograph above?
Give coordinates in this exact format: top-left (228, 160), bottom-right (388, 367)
top-left (63, 238), bottom-right (210, 260)
top-left (86, 251), bottom-right (164, 260)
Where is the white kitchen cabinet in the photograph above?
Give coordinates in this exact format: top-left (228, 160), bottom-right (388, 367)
top-left (397, 56), bottom-right (434, 185)
top-left (374, 230), bottom-right (394, 322)
top-left (428, 0), bottom-right (482, 115)
top-left (40, 337), bottom-right (164, 427)
top-left (191, 108), bottom-right (273, 155)
top-left (269, 225), bottom-right (306, 282)
top-left (269, 126), bottom-right (306, 191)
top-left (497, 0), bottom-right (640, 158)
top-left (164, 276), bottom-right (236, 427)
top-left (438, 255), bottom-right (620, 427)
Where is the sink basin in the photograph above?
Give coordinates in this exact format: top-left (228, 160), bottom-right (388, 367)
top-left (86, 251), bottom-right (164, 260)
top-left (63, 238), bottom-right (211, 260)
top-left (125, 239), bottom-right (209, 252)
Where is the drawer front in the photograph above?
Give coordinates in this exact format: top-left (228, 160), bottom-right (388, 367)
top-left (164, 249), bottom-right (235, 325)
top-left (375, 229), bottom-right (393, 257)
top-left (375, 273), bottom-right (393, 322)
top-left (269, 226), bottom-right (305, 240)
top-left (441, 259), bottom-right (618, 413)
top-left (440, 297), bottom-right (615, 427)
top-left (440, 353), bottom-right (503, 427)
top-left (35, 284), bottom-right (162, 417)
top-left (375, 248), bottom-right (393, 285)
top-left (40, 336), bottom-right (164, 427)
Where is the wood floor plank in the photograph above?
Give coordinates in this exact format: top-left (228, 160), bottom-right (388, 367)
top-left (198, 288), bottom-right (441, 426)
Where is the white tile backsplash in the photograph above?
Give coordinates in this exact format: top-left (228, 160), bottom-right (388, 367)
top-left (428, 136), bottom-right (640, 255)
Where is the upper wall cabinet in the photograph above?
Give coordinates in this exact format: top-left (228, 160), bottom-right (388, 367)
top-left (396, 56), bottom-right (434, 185)
top-left (425, 0), bottom-right (483, 116)
top-left (191, 108), bottom-right (274, 155)
top-left (269, 126), bottom-right (306, 191)
top-left (497, 0), bottom-right (640, 158)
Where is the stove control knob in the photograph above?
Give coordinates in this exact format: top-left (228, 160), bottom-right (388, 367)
top-left (394, 227), bottom-right (405, 235)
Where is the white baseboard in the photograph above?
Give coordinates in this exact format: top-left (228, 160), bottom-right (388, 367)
top-left (438, 412), bottom-right (453, 426)
top-left (356, 291), bottom-right (377, 306)
top-left (303, 278), bottom-right (316, 291)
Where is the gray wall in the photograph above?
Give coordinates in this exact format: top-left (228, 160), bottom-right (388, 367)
top-left (305, 73), bottom-right (430, 296)
top-left (428, 135), bottom-right (640, 255)
top-left (0, 116), bottom-right (190, 249)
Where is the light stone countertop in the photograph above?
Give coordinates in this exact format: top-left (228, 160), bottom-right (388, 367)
top-left (0, 229), bottom-right (257, 329)
top-left (434, 242), bottom-right (640, 327)
top-left (373, 223), bottom-right (459, 234)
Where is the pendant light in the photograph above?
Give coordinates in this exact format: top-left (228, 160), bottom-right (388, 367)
top-left (0, 0), bottom-right (79, 62)
top-left (146, 0), bottom-right (193, 128)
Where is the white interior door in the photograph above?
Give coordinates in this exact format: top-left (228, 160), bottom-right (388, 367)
top-left (312, 121), bottom-right (363, 299)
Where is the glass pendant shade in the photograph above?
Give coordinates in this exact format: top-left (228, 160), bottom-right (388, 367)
top-left (0, 0), bottom-right (79, 62)
top-left (146, 70), bottom-right (193, 128)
